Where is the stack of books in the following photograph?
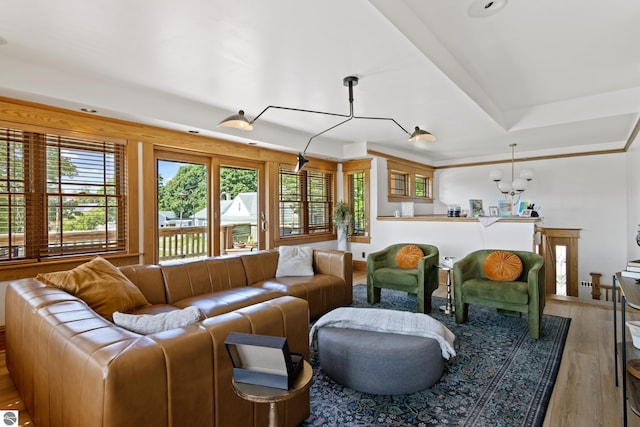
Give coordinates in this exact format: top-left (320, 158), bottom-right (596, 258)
top-left (622, 260), bottom-right (640, 280)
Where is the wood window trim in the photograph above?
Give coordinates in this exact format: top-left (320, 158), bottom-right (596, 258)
top-left (273, 162), bottom-right (337, 246)
top-left (0, 124), bottom-right (129, 264)
top-left (342, 159), bottom-right (371, 244)
top-left (386, 158), bottom-right (434, 203)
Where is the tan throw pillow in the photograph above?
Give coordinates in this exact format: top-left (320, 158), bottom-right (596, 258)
top-left (396, 245), bottom-right (424, 269)
top-left (36, 256), bottom-right (149, 321)
top-left (483, 251), bottom-right (523, 282)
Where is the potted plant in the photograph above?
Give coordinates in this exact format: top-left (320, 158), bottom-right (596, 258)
top-left (333, 201), bottom-right (354, 251)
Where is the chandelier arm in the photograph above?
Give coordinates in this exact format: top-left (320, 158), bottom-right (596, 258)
top-left (250, 105), bottom-right (350, 124)
top-left (353, 115), bottom-right (411, 135)
top-left (301, 116), bottom-right (355, 154)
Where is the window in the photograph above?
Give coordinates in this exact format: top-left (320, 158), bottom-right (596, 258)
top-left (387, 158), bottom-right (433, 203)
top-left (415, 174), bottom-right (431, 198)
top-left (389, 171), bottom-right (409, 196)
top-left (0, 126), bottom-right (126, 261)
top-left (343, 159), bottom-right (371, 243)
top-left (279, 165), bottom-right (333, 237)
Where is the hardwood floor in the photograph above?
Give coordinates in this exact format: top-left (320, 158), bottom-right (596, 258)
top-left (0, 351), bottom-right (31, 426)
top-left (1, 273), bottom-right (638, 426)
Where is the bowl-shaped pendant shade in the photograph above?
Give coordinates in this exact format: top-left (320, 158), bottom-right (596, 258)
top-left (512, 178), bottom-right (527, 192)
top-left (218, 110), bottom-right (253, 130)
top-left (489, 170), bottom-right (504, 182)
top-left (409, 126), bottom-right (436, 142)
top-left (294, 153), bottom-right (309, 173)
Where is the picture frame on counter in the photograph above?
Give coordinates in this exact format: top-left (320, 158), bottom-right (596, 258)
top-left (497, 200), bottom-right (513, 217)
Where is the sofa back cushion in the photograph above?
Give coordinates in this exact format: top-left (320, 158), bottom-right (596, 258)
top-left (161, 257), bottom-right (248, 303)
top-left (203, 257), bottom-right (248, 289)
top-left (119, 264), bottom-right (168, 304)
top-left (241, 250), bottom-right (280, 285)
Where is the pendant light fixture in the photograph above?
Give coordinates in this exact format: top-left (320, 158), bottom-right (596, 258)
top-left (489, 143), bottom-right (534, 208)
top-left (218, 76), bottom-right (435, 172)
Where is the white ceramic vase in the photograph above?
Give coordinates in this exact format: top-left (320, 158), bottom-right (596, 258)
top-left (337, 225), bottom-right (348, 252)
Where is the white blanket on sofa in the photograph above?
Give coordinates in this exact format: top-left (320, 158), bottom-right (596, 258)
top-left (309, 307), bottom-right (456, 359)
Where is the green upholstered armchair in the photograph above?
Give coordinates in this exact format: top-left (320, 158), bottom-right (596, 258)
top-left (453, 249), bottom-right (545, 339)
top-left (367, 243), bottom-right (439, 313)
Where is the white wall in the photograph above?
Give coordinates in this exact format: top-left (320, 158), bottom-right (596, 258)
top-left (628, 142), bottom-right (640, 261)
top-left (347, 152), bottom-right (633, 293)
top-left (433, 153), bottom-right (629, 287)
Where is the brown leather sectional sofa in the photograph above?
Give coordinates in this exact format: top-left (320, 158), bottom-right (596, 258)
top-left (5, 248), bottom-right (352, 427)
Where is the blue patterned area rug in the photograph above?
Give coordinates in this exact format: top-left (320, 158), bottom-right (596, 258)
top-left (302, 285), bottom-right (571, 427)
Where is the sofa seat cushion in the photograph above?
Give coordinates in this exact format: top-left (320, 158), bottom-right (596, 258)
top-left (371, 267), bottom-right (418, 288)
top-left (172, 287), bottom-right (286, 317)
top-left (256, 274), bottom-right (347, 319)
top-left (461, 278), bottom-right (529, 304)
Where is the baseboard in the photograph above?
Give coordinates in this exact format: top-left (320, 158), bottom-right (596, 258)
top-left (353, 260), bottom-right (366, 272)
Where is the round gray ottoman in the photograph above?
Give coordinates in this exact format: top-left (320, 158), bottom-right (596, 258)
top-left (317, 327), bottom-right (444, 395)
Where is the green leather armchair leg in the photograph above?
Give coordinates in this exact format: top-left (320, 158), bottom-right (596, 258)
top-left (453, 249), bottom-right (545, 339)
top-left (367, 243), bottom-right (439, 313)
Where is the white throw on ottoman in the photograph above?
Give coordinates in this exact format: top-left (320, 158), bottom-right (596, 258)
top-left (310, 307), bottom-right (456, 395)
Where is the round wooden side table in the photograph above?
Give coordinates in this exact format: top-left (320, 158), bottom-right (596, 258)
top-left (232, 360), bottom-right (313, 427)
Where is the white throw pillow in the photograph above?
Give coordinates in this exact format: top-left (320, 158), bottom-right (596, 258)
top-left (275, 246), bottom-right (314, 277)
top-left (113, 306), bottom-right (204, 335)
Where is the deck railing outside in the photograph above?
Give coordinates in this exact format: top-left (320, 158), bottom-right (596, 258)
top-left (158, 226), bottom-right (208, 262)
top-left (0, 225), bottom-right (254, 263)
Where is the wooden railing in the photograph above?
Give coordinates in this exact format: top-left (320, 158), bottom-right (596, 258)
top-left (590, 272), bottom-right (620, 303)
top-left (158, 226), bottom-right (208, 262)
top-left (0, 230), bottom-right (123, 260)
top-left (1, 226), bottom-right (250, 263)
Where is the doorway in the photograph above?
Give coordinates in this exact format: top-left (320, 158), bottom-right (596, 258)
top-left (539, 227), bottom-right (581, 296)
top-left (156, 154), bottom-right (210, 264)
top-left (219, 160), bottom-right (264, 254)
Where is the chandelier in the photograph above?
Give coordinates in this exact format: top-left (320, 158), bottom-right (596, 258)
top-left (217, 76), bottom-right (435, 172)
top-left (489, 143), bottom-right (534, 205)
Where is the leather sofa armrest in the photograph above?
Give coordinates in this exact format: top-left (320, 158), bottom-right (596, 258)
top-left (313, 249), bottom-right (353, 288)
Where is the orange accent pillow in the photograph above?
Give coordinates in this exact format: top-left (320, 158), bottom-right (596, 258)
top-left (36, 256), bottom-right (150, 321)
top-left (396, 245), bottom-right (424, 269)
top-left (483, 251), bottom-right (523, 282)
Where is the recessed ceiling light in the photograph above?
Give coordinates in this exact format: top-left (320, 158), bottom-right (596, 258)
top-left (80, 108), bottom-right (97, 113)
top-left (468, 0), bottom-right (508, 18)
top-left (188, 130), bottom-right (200, 134)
